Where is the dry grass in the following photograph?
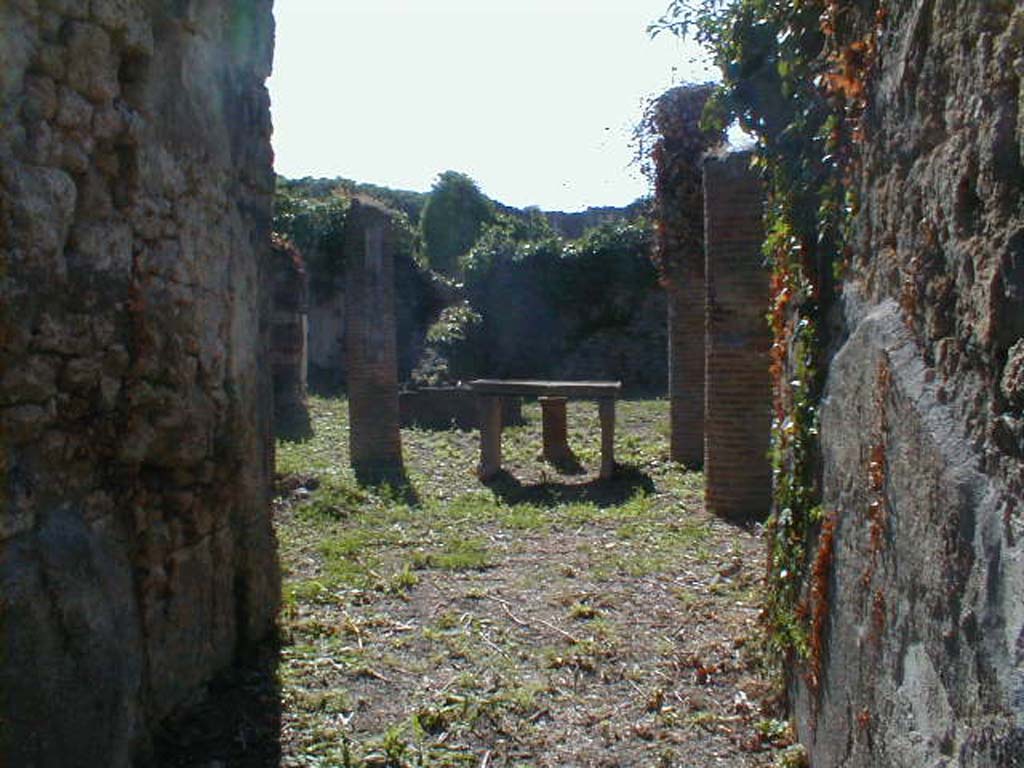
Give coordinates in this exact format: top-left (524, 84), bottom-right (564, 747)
top-left (156, 396), bottom-right (800, 768)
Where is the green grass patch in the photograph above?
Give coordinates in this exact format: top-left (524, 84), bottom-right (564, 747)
top-left (412, 537), bottom-right (491, 572)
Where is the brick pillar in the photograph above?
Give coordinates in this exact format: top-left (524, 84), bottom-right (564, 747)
top-left (270, 235), bottom-right (311, 439)
top-left (647, 85), bottom-right (721, 469)
top-left (345, 199), bottom-right (403, 479)
top-left (540, 396), bottom-right (572, 464)
top-left (667, 274), bottom-right (704, 467)
top-left (703, 151), bottom-right (771, 519)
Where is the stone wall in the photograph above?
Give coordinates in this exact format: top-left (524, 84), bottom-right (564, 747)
top-left (307, 278), bottom-right (346, 392)
top-left (702, 152), bottom-right (770, 520)
top-left (0, 2), bottom-right (277, 765)
top-left (793, 1), bottom-right (1024, 764)
top-left (554, 289), bottom-right (668, 393)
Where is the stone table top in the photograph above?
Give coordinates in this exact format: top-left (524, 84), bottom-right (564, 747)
top-left (467, 379), bottom-right (622, 398)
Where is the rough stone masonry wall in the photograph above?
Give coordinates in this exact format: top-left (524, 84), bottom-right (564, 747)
top-left (703, 152), bottom-right (770, 520)
top-left (0, 2), bottom-right (277, 765)
top-left (794, 2), bottom-right (1024, 765)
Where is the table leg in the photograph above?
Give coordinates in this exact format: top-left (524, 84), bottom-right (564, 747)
top-left (539, 396), bottom-right (572, 464)
top-left (478, 395), bottom-right (503, 479)
top-left (599, 398), bottom-right (616, 479)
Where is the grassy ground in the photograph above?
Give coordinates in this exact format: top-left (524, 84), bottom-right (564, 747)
top-left (156, 396), bottom-right (802, 768)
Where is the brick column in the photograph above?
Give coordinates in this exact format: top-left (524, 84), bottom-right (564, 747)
top-left (667, 275), bottom-right (704, 467)
top-left (270, 235), bottom-right (311, 439)
top-left (703, 151), bottom-right (771, 519)
top-left (345, 199), bottom-right (404, 479)
top-left (647, 85), bottom-right (721, 468)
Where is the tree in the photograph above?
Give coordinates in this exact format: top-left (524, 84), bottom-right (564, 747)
top-left (419, 171), bottom-right (494, 277)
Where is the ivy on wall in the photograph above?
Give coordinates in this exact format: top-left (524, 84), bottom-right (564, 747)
top-left (652, 0), bottom-right (881, 670)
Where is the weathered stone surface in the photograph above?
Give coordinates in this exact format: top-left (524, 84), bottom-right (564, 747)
top-left (793, 2), bottom-right (1024, 764)
top-left (0, 507), bottom-right (143, 768)
top-left (0, 1), bottom-right (278, 765)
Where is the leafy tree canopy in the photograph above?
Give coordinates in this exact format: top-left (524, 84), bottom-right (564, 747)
top-left (419, 171), bottom-right (495, 277)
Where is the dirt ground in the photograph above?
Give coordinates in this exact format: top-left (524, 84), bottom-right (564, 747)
top-left (155, 397), bottom-right (800, 768)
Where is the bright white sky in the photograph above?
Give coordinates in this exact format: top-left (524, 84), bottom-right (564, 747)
top-left (268, 0), bottom-right (715, 212)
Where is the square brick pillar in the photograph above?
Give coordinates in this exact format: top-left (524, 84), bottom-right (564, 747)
top-left (667, 275), bottom-right (705, 467)
top-left (703, 151), bottom-right (771, 519)
top-left (344, 199), bottom-right (404, 480)
top-left (270, 235), bottom-right (311, 440)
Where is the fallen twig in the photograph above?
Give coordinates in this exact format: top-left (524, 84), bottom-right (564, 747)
top-left (489, 596), bottom-right (579, 644)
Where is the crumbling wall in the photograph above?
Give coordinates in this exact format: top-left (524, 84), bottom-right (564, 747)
top-left (0, 1), bottom-right (278, 765)
top-left (703, 152), bottom-right (770, 520)
top-left (794, 1), bottom-right (1024, 764)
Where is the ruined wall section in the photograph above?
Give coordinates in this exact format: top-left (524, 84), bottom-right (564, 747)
top-left (0, 1), bottom-right (277, 764)
top-left (795, 2), bottom-right (1024, 764)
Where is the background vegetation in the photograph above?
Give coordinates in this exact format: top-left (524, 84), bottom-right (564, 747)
top-left (274, 173), bottom-right (663, 392)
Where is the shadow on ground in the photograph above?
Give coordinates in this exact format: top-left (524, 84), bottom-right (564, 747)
top-left (150, 643), bottom-right (282, 768)
top-left (354, 468), bottom-right (423, 506)
top-left (483, 462), bottom-right (655, 507)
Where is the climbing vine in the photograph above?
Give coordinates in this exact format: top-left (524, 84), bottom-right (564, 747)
top-left (653, 0), bottom-right (882, 667)
top-left (273, 183), bottom-right (351, 301)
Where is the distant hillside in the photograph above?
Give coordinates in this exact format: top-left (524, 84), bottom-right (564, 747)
top-left (540, 200), bottom-right (650, 239)
top-left (277, 175), bottom-right (647, 239)
top-left (276, 176), bottom-right (428, 222)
